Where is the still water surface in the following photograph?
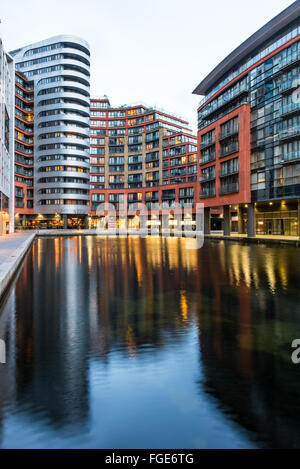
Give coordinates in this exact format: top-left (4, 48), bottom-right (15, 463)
top-left (0, 236), bottom-right (300, 448)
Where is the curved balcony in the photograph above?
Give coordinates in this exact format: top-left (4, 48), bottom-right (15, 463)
top-left (37, 158), bottom-right (90, 171)
top-left (36, 101), bottom-right (90, 116)
top-left (37, 80), bottom-right (90, 97)
top-left (59, 47), bottom-right (91, 63)
top-left (36, 169), bottom-right (90, 180)
top-left (34, 203), bottom-right (89, 215)
top-left (35, 181), bottom-right (89, 191)
top-left (38, 111), bottom-right (90, 126)
top-left (37, 192), bottom-right (90, 202)
top-left (36, 91), bottom-right (90, 108)
top-left (35, 147), bottom-right (90, 159)
top-left (37, 135), bottom-right (89, 149)
top-left (38, 124), bottom-right (89, 138)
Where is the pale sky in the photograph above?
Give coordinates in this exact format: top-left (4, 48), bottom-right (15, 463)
top-left (1, 0), bottom-right (295, 132)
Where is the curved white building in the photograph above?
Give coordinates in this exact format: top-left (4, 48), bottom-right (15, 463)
top-left (11, 36), bottom-right (90, 226)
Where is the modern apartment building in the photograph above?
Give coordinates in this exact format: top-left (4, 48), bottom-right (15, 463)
top-left (14, 71), bottom-right (34, 225)
top-left (10, 36), bottom-right (91, 229)
top-left (0, 37), bottom-right (14, 235)
top-left (89, 98), bottom-right (198, 230)
top-left (193, 0), bottom-right (300, 236)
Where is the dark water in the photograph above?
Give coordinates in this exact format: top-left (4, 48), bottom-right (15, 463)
top-left (0, 236), bottom-right (300, 448)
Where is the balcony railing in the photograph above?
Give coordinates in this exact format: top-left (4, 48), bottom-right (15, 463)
top-left (279, 79), bottom-right (299, 94)
top-left (200, 137), bottom-right (215, 150)
top-left (278, 51), bottom-right (300, 71)
top-left (199, 173), bottom-right (216, 182)
top-left (219, 142), bottom-right (239, 157)
top-left (219, 183), bottom-right (239, 195)
top-left (199, 153), bottom-right (216, 165)
top-left (279, 102), bottom-right (300, 117)
top-left (218, 128), bottom-right (239, 141)
top-left (145, 195), bottom-right (159, 202)
top-left (161, 194), bottom-right (176, 200)
top-left (281, 150), bottom-right (300, 163)
top-left (199, 189), bottom-right (216, 198)
top-left (279, 125), bottom-right (300, 140)
top-left (218, 169), bottom-right (239, 178)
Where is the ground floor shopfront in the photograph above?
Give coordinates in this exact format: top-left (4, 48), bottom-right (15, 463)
top-left (0, 211), bottom-right (10, 236)
top-left (204, 199), bottom-right (300, 238)
top-left (13, 199), bottom-right (300, 238)
top-left (0, 192), bottom-right (12, 236)
top-left (89, 212), bottom-right (197, 233)
top-left (15, 213), bottom-right (89, 230)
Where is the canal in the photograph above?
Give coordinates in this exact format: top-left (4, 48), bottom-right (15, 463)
top-left (0, 236), bottom-right (300, 448)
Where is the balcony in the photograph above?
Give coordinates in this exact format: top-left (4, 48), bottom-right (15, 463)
top-left (145, 194), bottom-right (159, 202)
top-left (279, 102), bottom-right (300, 117)
top-left (200, 87), bottom-right (248, 119)
top-left (199, 153), bottom-right (216, 165)
top-left (199, 189), bottom-right (216, 198)
top-left (281, 150), bottom-right (300, 163)
top-left (218, 128), bottom-right (239, 141)
top-left (200, 137), bottom-right (215, 150)
top-left (279, 125), bottom-right (300, 141)
top-left (279, 79), bottom-right (299, 94)
top-left (218, 169), bottom-right (239, 178)
top-left (219, 141), bottom-right (239, 158)
top-left (161, 193), bottom-right (176, 201)
top-left (219, 182), bottom-right (239, 195)
top-left (199, 173), bottom-right (216, 182)
top-left (278, 52), bottom-right (300, 72)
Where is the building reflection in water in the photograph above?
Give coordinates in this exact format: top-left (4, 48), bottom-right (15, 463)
top-left (0, 236), bottom-right (299, 447)
top-left (196, 240), bottom-right (300, 448)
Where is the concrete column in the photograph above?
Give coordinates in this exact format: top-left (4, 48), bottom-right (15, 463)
top-left (63, 215), bottom-right (68, 229)
top-left (139, 215), bottom-right (148, 233)
top-left (22, 215), bottom-right (26, 227)
top-left (204, 207), bottom-right (210, 235)
top-left (84, 215), bottom-right (89, 230)
top-left (298, 199), bottom-right (300, 238)
top-left (247, 203), bottom-right (255, 237)
top-left (238, 205), bottom-right (243, 234)
top-left (223, 205), bottom-right (230, 236)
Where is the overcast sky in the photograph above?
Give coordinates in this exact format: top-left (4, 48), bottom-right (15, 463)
top-left (1, 0), bottom-right (294, 132)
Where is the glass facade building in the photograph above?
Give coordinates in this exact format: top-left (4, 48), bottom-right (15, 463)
top-left (193, 1), bottom-right (300, 236)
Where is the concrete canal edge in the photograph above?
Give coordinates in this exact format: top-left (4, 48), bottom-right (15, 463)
top-left (204, 234), bottom-right (300, 246)
top-left (36, 229), bottom-right (300, 246)
top-left (0, 230), bottom-right (299, 303)
top-left (0, 233), bottom-right (36, 302)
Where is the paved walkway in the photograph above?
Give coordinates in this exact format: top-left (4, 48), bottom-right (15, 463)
top-left (0, 232), bottom-right (36, 300)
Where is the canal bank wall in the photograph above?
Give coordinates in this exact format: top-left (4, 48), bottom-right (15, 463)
top-left (0, 233), bottom-right (36, 302)
top-left (204, 234), bottom-right (300, 247)
top-left (0, 229), bottom-right (299, 302)
top-left (35, 229), bottom-right (300, 246)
